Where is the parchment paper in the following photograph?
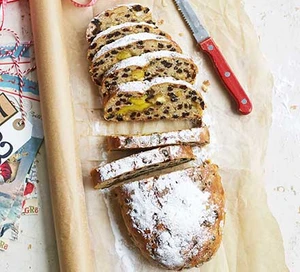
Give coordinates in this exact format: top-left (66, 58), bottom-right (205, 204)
top-left (39, 0), bottom-right (288, 271)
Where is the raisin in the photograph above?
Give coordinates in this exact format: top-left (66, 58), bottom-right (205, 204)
top-left (200, 101), bottom-right (205, 109)
top-left (144, 111), bottom-right (150, 115)
top-left (161, 60), bottom-right (172, 68)
top-left (125, 14), bottom-right (131, 18)
top-left (166, 44), bottom-right (172, 49)
top-left (116, 115), bottom-right (123, 121)
top-left (162, 150), bottom-right (169, 156)
top-left (177, 69), bottom-right (183, 73)
top-left (89, 43), bottom-right (97, 50)
top-left (167, 86), bottom-right (173, 91)
top-left (144, 27), bottom-right (150, 32)
top-left (132, 5), bottom-right (142, 11)
top-left (94, 78), bottom-right (101, 85)
top-left (104, 12), bottom-right (109, 16)
top-left (156, 101), bottom-right (162, 106)
top-left (116, 101), bottom-right (121, 106)
top-left (107, 108), bottom-right (113, 113)
top-left (158, 43), bottom-right (164, 48)
top-left (144, 7), bottom-right (150, 13)
top-left (172, 114), bottom-right (179, 119)
top-left (177, 104), bottom-right (183, 110)
top-left (163, 109), bottom-right (169, 114)
top-left (122, 74), bottom-right (129, 78)
top-left (111, 50), bottom-right (118, 55)
top-left (107, 33), bottom-right (113, 39)
top-left (130, 112), bottom-right (136, 119)
top-left (171, 97), bottom-right (178, 102)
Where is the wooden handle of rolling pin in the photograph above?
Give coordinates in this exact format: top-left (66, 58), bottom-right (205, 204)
top-left (29, 0), bottom-right (94, 271)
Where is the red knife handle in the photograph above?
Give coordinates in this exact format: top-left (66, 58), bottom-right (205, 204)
top-left (199, 38), bottom-right (252, 115)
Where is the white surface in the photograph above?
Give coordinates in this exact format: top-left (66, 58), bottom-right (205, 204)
top-left (1, 0), bottom-right (300, 271)
top-left (244, 0), bottom-right (300, 270)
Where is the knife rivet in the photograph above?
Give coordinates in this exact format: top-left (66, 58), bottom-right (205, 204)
top-left (225, 72), bottom-right (231, 77)
top-left (208, 45), bottom-right (214, 51)
top-left (241, 99), bottom-right (247, 105)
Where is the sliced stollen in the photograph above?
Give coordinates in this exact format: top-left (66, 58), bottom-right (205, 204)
top-left (86, 4), bottom-right (155, 42)
top-left (87, 22), bottom-right (171, 61)
top-left (91, 145), bottom-right (195, 189)
top-left (106, 125), bottom-right (210, 151)
top-left (116, 163), bottom-right (225, 270)
top-left (102, 51), bottom-right (198, 98)
top-left (103, 77), bottom-right (205, 122)
top-left (90, 33), bottom-right (182, 84)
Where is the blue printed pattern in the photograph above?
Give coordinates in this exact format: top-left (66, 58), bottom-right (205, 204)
top-left (0, 74), bottom-right (39, 96)
top-left (0, 45), bottom-right (31, 59)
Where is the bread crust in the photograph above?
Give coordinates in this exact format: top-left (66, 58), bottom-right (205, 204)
top-left (86, 4), bottom-right (155, 42)
top-left (116, 163), bottom-right (225, 270)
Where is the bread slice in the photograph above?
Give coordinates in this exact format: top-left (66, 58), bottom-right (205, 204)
top-left (104, 77), bottom-right (205, 122)
top-left (90, 33), bottom-right (182, 84)
top-left (116, 163), bottom-right (225, 270)
top-left (102, 51), bottom-right (198, 98)
top-left (107, 125), bottom-right (210, 151)
top-left (91, 145), bottom-right (194, 189)
top-left (86, 4), bottom-right (155, 42)
top-left (87, 22), bottom-right (171, 61)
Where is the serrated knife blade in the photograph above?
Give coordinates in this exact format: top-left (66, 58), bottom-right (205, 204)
top-left (174, 0), bottom-right (253, 115)
top-left (173, 0), bottom-right (209, 43)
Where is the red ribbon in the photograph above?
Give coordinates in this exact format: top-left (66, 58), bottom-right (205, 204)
top-left (70, 0), bottom-right (97, 8)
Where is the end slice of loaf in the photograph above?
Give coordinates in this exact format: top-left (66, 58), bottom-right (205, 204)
top-left (91, 145), bottom-right (195, 189)
top-left (104, 77), bottom-right (205, 122)
top-left (107, 125), bottom-right (210, 151)
top-left (116, 163), bottom-right (225, 270)
top-left (86, 4), bottom-right (155, 42)
top-left (102, 51), bottom-right (198, 97)
top-left (87, 22), bottom-right (171, 61)
top-left (90, 33), bottom-right (182, 84)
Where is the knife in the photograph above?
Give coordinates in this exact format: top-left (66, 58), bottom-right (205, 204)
top-left (174, 0), bottom-right (252, 115)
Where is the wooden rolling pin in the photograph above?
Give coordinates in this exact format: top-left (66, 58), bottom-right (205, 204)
top-left (29, 0), bottom-right (94, 271)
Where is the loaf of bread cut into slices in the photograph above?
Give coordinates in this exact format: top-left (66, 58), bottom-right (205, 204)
top-left (104, 77), bottom-right (205, 122)
top-left (90, 33), bottom-right (182, 84)
top-left (116, 163), bottom-right (225, 270)
top-left (102, 51), bottom-right (198, 98)
top-left (86, 4), bottom-right (155, 42)
top-left (91, 145), bottom-right (194, 189)
top-left (107, 125), bottom-right (210, 151)
top-left (87, 22), bottom-right (171, 61)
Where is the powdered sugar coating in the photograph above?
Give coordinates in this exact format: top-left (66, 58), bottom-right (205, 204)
top-left (118, 76), bottom-right (196, 93)
top-left (96, 145), bottom-right (193, 182)
top-left (122, 167), bottom-right (218, 268)
top-left (105, 51), bottom-right (193, 76)
top-left (112, 126), bottom-right (209, 149)
top-left (92, 33), bottom-right (168, 62)
top-left (90, 22), bottom-right (156, 45)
